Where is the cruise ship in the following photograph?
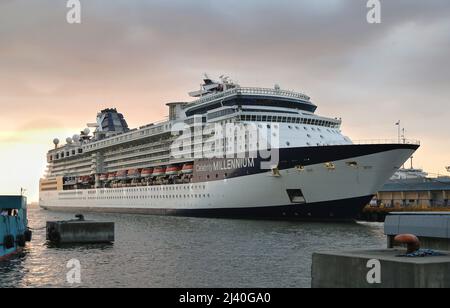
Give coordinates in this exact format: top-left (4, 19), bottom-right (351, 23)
top-left (39, 76), bottom-right (420, 220)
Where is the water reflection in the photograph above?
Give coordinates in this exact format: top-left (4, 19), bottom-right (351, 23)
top-left (0, 208), bottom-right (386, 288)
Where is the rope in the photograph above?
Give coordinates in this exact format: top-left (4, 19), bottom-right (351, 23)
top-left (28, 226), bottom-right (46, 231)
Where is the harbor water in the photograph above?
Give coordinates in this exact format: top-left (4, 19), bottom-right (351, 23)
top-left (0, 207), bottom-right (385, 288)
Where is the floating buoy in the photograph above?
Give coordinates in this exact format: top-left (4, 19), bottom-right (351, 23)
top-left (394, 234), bottom-right (420, 254)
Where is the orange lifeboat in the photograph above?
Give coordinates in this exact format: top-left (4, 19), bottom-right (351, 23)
top-left (116, 170), bottom-right (128, 180)
top-left (141, 168), bottom-right (153, 178)
top-left (107, 172), bottom-right (116, 181)
top-left (181, 163), bottom-right (194, 174)
top-left (127, 169), bottom-right (141, 179)
top-left (153, 166), bottom-right (166, 177)
top-left (81, 175), bottom-right (92, 184)
top-left (166, 165), bottom-right (181, 176)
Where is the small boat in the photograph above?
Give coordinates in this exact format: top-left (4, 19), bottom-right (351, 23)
top-left (166, 165), bottom-right (181, 176)
top-left (99, 174), bottom-right (108, 181)
top-left (141, 168), bottom-right (153, 178)
top-left (153, 166), bottom-right (166, 177)
top-left (181, 163), bottom-right (194, 174)
top-left (0, 196), bottom-right (32, 260)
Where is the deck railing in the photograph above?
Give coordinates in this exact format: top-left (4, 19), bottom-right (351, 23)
top-left (186, 87), bottom-right (311, 108)
top-left (351, 139), bottom-right (421, 145)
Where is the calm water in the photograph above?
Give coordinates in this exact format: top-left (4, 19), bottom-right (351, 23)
top-left (0, 208), bottom-right (385, 288)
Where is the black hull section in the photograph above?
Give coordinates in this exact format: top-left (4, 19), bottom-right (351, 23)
top-left (41, 195), bottom-right (373, 222)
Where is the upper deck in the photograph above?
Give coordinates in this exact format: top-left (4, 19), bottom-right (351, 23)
top-left (184, 86), bottom-right (316, 117)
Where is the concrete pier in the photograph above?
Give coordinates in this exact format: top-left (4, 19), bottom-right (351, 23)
top-left (385, 212), bottom-right (450, 251)
top-left (312, 212), bottom-right (450, 288)
top-left (312, 249), bottom-right (450, 288)
top-left (46, 218), bottom-right (114, 245)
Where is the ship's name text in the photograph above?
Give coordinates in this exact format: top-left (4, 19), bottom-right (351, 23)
top-left (196, 158), bottom-right (255, 173)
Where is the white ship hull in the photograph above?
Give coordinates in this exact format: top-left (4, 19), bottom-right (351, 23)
top-left (40, 145), bottom-right (417, 221)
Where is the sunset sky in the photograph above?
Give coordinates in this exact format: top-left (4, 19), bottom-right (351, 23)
top-left (1, 0), bottom-right (450, 202)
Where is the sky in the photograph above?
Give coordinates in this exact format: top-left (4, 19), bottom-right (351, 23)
top-left (1, 0), bottom-right (450, 201)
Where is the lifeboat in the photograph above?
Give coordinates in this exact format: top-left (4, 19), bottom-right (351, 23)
top-left (127, 169), bottom-right (141, 179)
top-left (141, 168), bottom-right (153, 178)
top-left (116, 170), bottom-right (128, 180)
top-left (81, 176), bottom-right (92, 185)
top-left (107, 172), bottom-right (116, 181)
top-left (99, 174), bottom-right (108, 181)
top-left (166, 165), bottom-right (181, 176)
top-left (181, 163), bottom-right (194, 174)
top-left (153, 166), bottom-right (166, 177)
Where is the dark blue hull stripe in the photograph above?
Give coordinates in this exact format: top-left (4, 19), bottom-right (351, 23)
top-left (41, 195), bottom-right (373, 221)
top-left (193, 144), bottom-right (419, 183)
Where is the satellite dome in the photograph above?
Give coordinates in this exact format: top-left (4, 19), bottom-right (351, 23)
top-left (66, 137), bottom-right (73, 144)
top-left (73, 134), bottom-right (80, 142)
top-left (53, 138), bottom-right (60, 145)
top-left (83, 128), bottom-right (90, 135)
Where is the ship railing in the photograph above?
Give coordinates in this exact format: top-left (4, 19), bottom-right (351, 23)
top-left (186, 87), bottom-right (311, 108)
top-left (351, 139), bottom-right (421, 146)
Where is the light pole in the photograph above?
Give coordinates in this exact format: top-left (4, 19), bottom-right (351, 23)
top-left (395, 120), bottom-right (401, 143)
